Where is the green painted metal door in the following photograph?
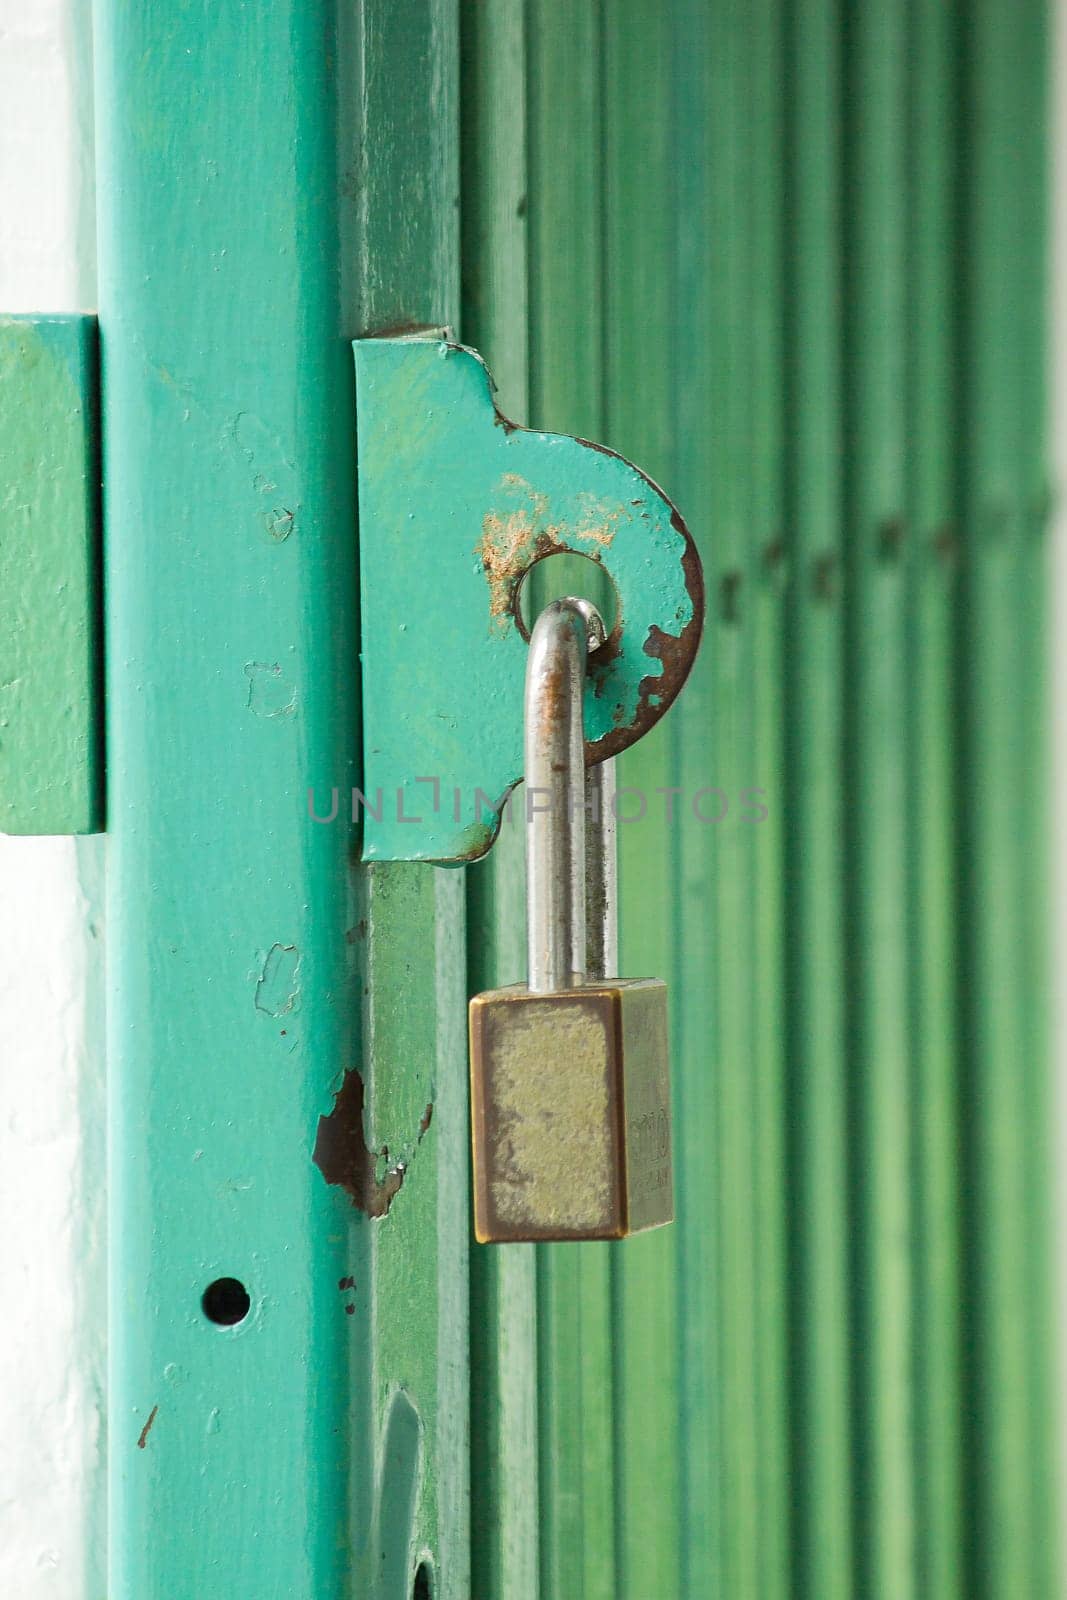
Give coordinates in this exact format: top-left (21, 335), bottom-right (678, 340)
top-left (90, 0), bottom-right (1054, 1596)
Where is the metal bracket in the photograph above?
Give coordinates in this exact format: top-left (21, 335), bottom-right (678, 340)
top-left (0, 315), bottom-right (103, 835)
top-left (354, 335), bottom-right (704, 863)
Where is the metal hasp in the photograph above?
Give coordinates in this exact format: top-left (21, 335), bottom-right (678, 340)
top-left (0, 315), bottom-right (102, 833)
top-left (353, 335), bottom-right (704, 862)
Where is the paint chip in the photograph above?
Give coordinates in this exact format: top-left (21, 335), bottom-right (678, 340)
top-left (255, 943), bottom-right (301, 1016)
top-left (313, 1069), bottom-right (434, 1218)
top-left (245, 661), bottom-right (296, 718)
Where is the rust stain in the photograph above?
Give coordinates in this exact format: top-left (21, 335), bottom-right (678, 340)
top-left (479, 511), bottom-right (557, 630)
top-left (137, 1405), bottom-right (159, 1450)
top-left (363, 321), bottom-right (450, 340)
top-left (478, 473), bottom-right (618, 637)
top-left (762, 536), bottom-right (788, 587)
top-left (313, 1069), bottom-right (435, 1218)
top-left (448, 813), bottom-right (503, 864)
top-left (933, 522), bottom-right (959, 566)
top-left (877, 515), bottom-right (907, 563)
top-left (587, 503), bottom-right (705, 766)
top-left (537, 660), bottom-right (568, 731)
top-left (718, 570), bottom-right (743, 624)
top-left (572, 490), bottom-right (622, 547)
top-left (472, 399), bottom-right (704, 767)
top-left (812, 551), bottom-right (839, 602)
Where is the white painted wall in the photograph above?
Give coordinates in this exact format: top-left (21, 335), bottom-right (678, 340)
top-left (0, 2), bottom-right (105, 1595)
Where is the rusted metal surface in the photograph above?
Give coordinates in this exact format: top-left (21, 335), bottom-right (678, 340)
top-left (313, 1068), bottom-right (434, 1219)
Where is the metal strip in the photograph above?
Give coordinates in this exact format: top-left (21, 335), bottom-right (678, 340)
top-left (907, 0), bottom-right (965, 1590)
top-left (782, 0), bottom-right (855, 1591)
top-left (0, 314), bottom-right (102, 834)
top-left (841, 2), bottom-right (915, 1591)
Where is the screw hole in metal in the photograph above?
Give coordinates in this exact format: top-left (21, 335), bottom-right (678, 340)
top-left (202, 1277), bottom-right (251, 1326)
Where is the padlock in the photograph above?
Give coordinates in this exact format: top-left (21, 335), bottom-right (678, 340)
top-left (469, 597), bottom-right (674, 1243)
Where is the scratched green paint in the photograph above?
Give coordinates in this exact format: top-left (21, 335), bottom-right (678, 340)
top-left (353, 336), bottom-right (698, 863)
top-left (0, 315), bottom-right (101, 834)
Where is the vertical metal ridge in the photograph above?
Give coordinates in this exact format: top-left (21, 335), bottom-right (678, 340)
top-left (748, 2), bottom-right (792, 1594)
top-left (601, 4), bottom-right (683, 1595)
top-left (668, 1), bottom-right (723, 1592)
top-left (1013, 0), bottom-right (1058, 1586)
top-left (781, 0), bottom-right (854, 1593)
top-left (710, 0), bottom-right (761, 1592)
top-left (840, 0), bottom-right (916, 1593)
top-left (955, 1), bottom-right (1050, 1593)
top-left (905, 0), bottom-right (966, 1593)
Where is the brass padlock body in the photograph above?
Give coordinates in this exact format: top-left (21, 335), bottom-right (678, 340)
top-left (469, 977), bottom-right (673, 1242)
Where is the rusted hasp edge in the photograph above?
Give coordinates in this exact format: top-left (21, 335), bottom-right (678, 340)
top-left (351, 335), bottom-right (704, 863)
top-left (0, 314), bottom-right (103, 834)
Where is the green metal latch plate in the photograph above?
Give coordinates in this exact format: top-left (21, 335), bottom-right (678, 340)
top-left (353, 336), bottom-right (704, 862)
top-left (0, 315), bottom-right (103, 835)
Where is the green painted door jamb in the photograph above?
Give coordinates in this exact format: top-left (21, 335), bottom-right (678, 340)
top-left (0, 314), bottom-right (103, 834)
top-left (95, 1), bottom-right (468, 1595)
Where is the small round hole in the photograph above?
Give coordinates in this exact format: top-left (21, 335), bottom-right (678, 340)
top-left (515, 551), bottom-right (618, 639)
top-left (202, 1277), bottom-right (251, 1326)
top-left (413, 1563), bottom-right (433, 1600)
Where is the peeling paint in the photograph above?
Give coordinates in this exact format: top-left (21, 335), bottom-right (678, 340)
top-left (228, 411), bottom-right (300, 540)
top-left (312, 1068), bottom-right (433, 1218)
top-left (255, 943), bottom-right (300, 1016)
top-left (264, 506), bottom-right (294, 541)
top-left (245, 661), bottom-right (296, 718)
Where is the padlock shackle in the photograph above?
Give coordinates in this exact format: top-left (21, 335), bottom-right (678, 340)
top-left (525, 598), bottom-right (605, 993)
top-left (585, 755), bottom-right (617, 982)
